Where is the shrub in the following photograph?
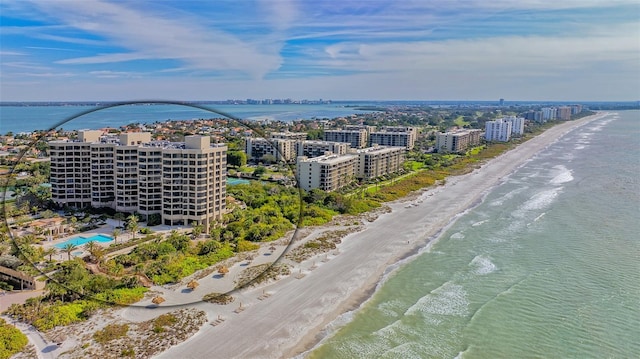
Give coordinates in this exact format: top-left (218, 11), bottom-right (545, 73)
top-left (93, 323), bottom-right (129, 344)
top-left (0, 318), bottom-right (28, 359)
top-left (236, 240), bottom-right (259, 252)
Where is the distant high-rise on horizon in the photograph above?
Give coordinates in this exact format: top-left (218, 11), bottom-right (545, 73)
top-left (499, 98), bottom-right (505, 106)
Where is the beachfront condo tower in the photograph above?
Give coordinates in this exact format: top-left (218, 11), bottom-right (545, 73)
top-left (50, 131), bottom-right (227, 231)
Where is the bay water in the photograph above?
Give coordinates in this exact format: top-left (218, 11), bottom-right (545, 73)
top-left (0, 103), bottom-right (373, 134)
top-left (310, 111), bottom-right (640, 358)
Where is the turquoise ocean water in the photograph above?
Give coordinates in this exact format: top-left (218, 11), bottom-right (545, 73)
top-left (310, 111), bottom-right (640, 358)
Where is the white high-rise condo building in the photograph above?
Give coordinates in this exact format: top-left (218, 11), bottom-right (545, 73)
top-left (503, 116), bottom-right (525, 135)
top-left (50, 131), bottom-right (227, 232)
top-left (244, 137), bottom-right (296, 163)
top-left (485, 119), bottom-right (513, 142)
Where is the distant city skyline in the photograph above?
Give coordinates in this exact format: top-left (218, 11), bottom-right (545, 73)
top-left (1, 0), bottom-right (639, 102)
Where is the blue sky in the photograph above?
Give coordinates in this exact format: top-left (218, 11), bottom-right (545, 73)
top-left (1, 0), bottom-right (639, 101)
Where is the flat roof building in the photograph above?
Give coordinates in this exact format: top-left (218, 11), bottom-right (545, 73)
top-left (295, 140), bottom-right (349, 158)
top-left (485, 119), bottom-right (513, 142)
top-left (270, 131), bottom-right (308, 141)
top-left (324, 129), bottom-right (368, 149)
top-left (244, 137), bottom-right (296, 163)
top-left (436, 129), bottom-right (483, 153)
top-left (297, 153), bottom-right (357, 192)
top-left (50, 131), bottom-right (226, 232)
top-left (352, 145), bottom-right (406, 180)
top-left (369, 126), bottom-right (417, 150)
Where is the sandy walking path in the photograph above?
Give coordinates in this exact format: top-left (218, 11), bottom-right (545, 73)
top-left (151, 113), bottom-right (608, 359)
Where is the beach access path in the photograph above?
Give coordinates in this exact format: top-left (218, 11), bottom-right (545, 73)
top-left (150, 113), bottom-right (608, 358)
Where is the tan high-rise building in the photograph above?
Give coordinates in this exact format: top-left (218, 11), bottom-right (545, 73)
top-left (557, 106), bottom-right (572, 120)
top-left (270, 131), bottom-right (308, 141)
top-left (436, 129), bottom-right (483, 153)
top-left (323, 129), bottom-right (368, 149)
top-left (295, 140), bottom-right (349, 158)
top-left (369, 126), bottom-right (417, 150)
top-left (50, 131), bottom-right (226, 231)
top-left (296, 153), bottom-right (357, 191)
top-left (353, 145), bottom-right (406, 179)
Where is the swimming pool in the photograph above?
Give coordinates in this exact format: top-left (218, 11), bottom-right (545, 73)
top-left (54, 234), bottom-right (113, 249)
top-left (227, 178), bottom-right (250, 186)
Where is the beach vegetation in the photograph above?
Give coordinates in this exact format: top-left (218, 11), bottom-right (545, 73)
top-left (0, 318), bottom-right (28, 359)
top-left (5, 261), bottom-right (147, 330)
top-left (93, 324), bottom-right (129, 344)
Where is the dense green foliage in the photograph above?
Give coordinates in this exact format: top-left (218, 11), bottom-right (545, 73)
top-left (0, 318), bottom-right (28, 359)
top-left (5, 260), bottom-right (147, 330)
top-left (227, 150), bottom-right (247, 167)
top-left (113, 231), bottom-right (236, 285)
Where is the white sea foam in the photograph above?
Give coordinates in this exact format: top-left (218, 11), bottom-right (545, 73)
top-left (489, 186), bottom-right (527, 207)
top-left (472, 219), bottom-right (489, 227)
top-left (450, 232), bottom-right (465, 240)
top-left (405, 282), bottom-right (469, 317)
top-left (520, 187), bottom-right (561, 211)
top-left (377, 299), bottom-right (402, 317)
top-left (549, 165), bottom-right (573, 185)
top-left (469, 255), bottom-right (497, 275)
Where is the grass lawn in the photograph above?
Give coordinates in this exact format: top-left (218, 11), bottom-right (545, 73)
top-left (454, 116), bottom-right (470, 127)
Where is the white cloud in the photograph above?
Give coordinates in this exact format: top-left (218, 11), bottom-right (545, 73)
top-left (312, 23), bottom-right (640, 78)
top-left (28, 0), bottom-right (283, 78)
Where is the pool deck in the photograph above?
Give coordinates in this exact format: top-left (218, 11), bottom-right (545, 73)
top-left (40, 219), bottom-right (191, 261)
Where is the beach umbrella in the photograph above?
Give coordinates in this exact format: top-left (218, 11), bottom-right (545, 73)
top-left (152, 296), bottom-right (166, 305)
top-left (187, 280), bottom-right (199, 290)
top-left (218, 266), bottom-right (229, 276)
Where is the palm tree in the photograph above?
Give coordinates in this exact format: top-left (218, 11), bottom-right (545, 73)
top-left (127, 214), bottom-right (139, 241)
top-left (43, 247), bottom-right (57, 262)
top-left (69, 216), bottom-right (78, 233)
top-left (191, 222), bottom-right (203, 240)
top-left (84, 240), bottom-right (105, 263)
top-left (112, 228), bottom-right (121, 244)
top-left (84, 240), bottom-right (97, 256)
top-left (61, 243), bottom-right (77, 261)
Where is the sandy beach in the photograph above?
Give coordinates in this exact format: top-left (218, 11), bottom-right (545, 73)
top-left (144, 113), bottom-right (608, 359)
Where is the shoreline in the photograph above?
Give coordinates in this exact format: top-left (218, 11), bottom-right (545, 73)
top-left (290, 111), bottom-right (611, 359)
top-left (289, 112), bottom-right (610, 357)
top-left (153, 112), bottom-right (608, 359)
